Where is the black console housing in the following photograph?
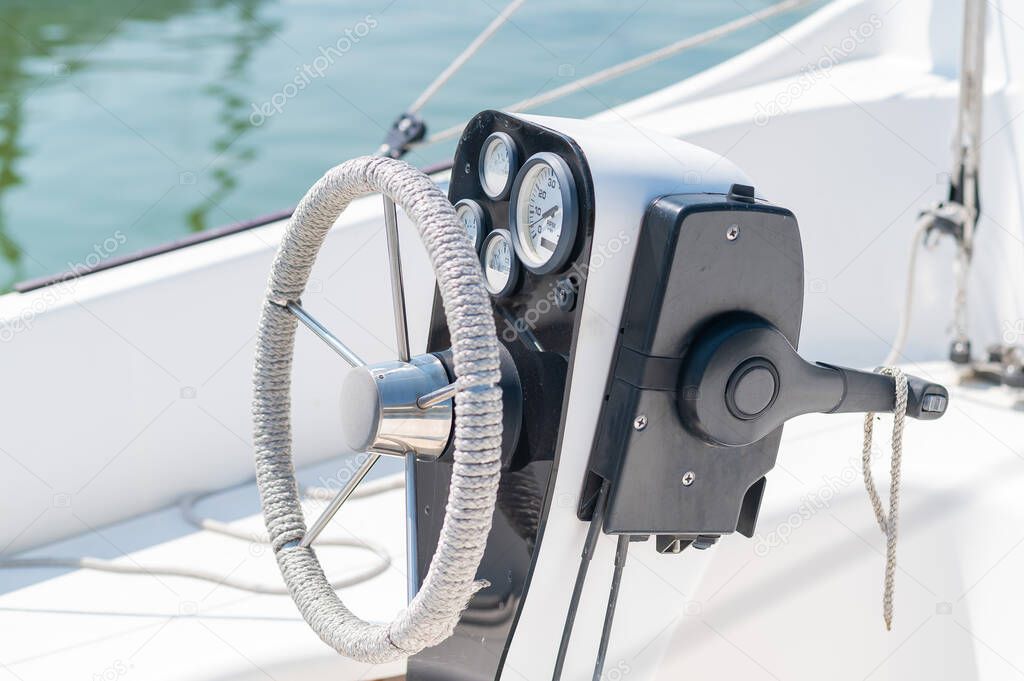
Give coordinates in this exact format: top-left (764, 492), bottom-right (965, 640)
top-left (409, 111), bottom-right (596, 681)
top-left (580, 193), bottom-right (804, 539)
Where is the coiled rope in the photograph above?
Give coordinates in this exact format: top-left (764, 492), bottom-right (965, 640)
top-left (0, 475), bottom-right (403, 595)
top-left (860, 367), bottom-right (908, 630)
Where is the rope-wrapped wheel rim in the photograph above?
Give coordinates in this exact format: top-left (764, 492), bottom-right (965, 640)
top-left (252, 156), bottom-right (502, 662)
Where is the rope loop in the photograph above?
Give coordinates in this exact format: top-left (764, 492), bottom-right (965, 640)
top-left (861, 366), bottom-right (908, 631)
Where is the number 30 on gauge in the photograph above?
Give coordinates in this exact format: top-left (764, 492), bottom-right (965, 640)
top-left (509, 152), bottom-right (579, 275)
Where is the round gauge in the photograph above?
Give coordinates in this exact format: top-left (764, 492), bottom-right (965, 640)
top-left (509, 152), bottom-right (579, 274)
top-left (480, 229), bottom-right (520, 298)
top-left (454, 198), bottom-right (487, 252)
top-left (478, 132), bottom-right (519, 200)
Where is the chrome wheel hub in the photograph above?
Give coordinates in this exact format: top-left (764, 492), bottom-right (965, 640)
top-left (339, 353), bottom-right (453, 461)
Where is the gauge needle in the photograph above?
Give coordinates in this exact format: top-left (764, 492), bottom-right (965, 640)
top-left (529, 206), bottom-right (558, 228)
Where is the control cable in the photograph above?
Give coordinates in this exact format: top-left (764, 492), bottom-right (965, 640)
top-left (552, 481), bottom-right (609, 681)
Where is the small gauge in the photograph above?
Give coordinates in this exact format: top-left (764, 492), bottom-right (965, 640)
top-left (478, 132), bottom-right (519, 200)
top-left (481, 229), bottom-right (520, 298)
top-left (509, 152), bottom-right (579, 274)
top-left (454, 198), bottom-right (487, 252)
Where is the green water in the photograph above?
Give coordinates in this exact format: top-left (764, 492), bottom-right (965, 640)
top-left (0, 0), bottom-right (819, 290)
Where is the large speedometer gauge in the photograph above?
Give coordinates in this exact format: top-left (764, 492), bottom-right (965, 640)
top-left (509, 152), bottom-right (579, 274)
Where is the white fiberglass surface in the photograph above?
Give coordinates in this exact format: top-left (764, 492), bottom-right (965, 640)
top-left (2, 371), bottom-right (1019, 681)
top-left (0, 191), bottom-right (438, 556)
top-left (0, 457), bottom-right (409, 681)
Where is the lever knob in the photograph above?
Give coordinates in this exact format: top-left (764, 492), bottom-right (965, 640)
top-left (725, 358), bottom-right (779, 419)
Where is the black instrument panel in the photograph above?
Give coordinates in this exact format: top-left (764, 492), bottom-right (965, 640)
top-left (442, 109), bottom-right (595, 352)
top-left (408, 110), bottom-right (595, 681)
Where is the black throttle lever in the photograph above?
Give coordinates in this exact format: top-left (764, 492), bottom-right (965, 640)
top-left (679, 315), bottom-right (949, 447)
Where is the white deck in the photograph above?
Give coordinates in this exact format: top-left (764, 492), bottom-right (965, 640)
top-left (2, 365), bottom-right (1020, 681)
top-left (0, 458), bottom-right (409, 681)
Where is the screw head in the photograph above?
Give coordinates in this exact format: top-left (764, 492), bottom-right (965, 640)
top-left (726, 225), bottom-right (740, 241)
top-left (633, 414), bottom-right (648, 431)
top-left (681, 471), bottom-right (696, 486)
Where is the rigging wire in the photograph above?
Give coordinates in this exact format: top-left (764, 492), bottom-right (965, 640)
top-left (406, 0), bottom-right (527, 116)
top-left (947, 0), bottom-right (987, 360)
top-left (415, 0), bottom-right (818, 149)
top-left (378, 0), bottom-right (527, 158)
top-left (886, 0), bottom-right (987, 367)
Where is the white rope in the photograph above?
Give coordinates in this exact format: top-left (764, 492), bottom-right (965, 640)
top-left (883, 215), bottom-right (939, 366)
top-left (883, 199), bottom-right (971, 366)
top-left (952, 245), bottom-right (971, 349)
top-left (0, 476), bottom-right (403, 595)
top-left (418, 0), bottom-right (818, 148)
top-left (407, 0), bottom-right (527, 115)
top-left (861, 367), bottom-right (908, 631)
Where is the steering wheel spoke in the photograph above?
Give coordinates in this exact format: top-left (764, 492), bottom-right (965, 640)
top-left (381, 195), bottom-right (421, 603)
top-left (281, 300), bottom-right (365, 368)
top-left (416, 382), bottom-right (458, 409)
top-left (299, 452), bottom-right (381, 549)
top-left (383, 196), bottom-right (411, 362)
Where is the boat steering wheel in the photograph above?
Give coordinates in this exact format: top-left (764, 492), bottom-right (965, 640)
top-left (252, 156), bottom-right (502, 662)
